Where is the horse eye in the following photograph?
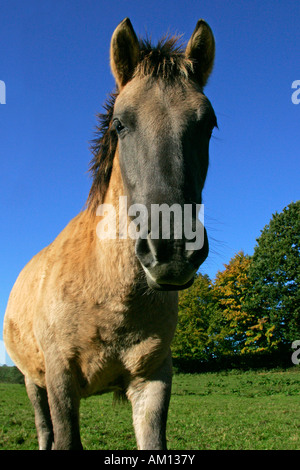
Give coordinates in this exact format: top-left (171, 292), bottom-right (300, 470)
top-left (113, 119), bottom-right (125, 134)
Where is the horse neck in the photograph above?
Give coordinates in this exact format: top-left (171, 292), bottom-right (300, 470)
top-left (102, 148), bottom-right (125, 208)
top-left (91, 149), bottom-right (142, 293)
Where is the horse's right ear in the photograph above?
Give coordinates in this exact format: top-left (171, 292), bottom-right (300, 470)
top-left (185, 19), bottom-right (215, 88)
top-left (110, 18), bottom-right (140, 89)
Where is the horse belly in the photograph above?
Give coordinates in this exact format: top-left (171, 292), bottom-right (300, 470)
top-left (79, 353), bottom-right (128, 398)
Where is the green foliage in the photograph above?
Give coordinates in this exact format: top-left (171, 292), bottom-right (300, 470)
top-left (172, 201), bottom-right (299, 364)
top-left (0, 366), bottom-right (24, 384)
top-left (172, 274), bottom-right (215, 361)
top-left (245, 201), bottom-right (300, 350)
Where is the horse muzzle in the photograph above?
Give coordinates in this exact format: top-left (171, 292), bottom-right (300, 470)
top-left (135, 227), bottom-right (209, 291)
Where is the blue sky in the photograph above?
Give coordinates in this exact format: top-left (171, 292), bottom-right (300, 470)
top-left (0, 0), bottom-right (299, 356)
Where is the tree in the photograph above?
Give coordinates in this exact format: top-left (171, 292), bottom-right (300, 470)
top-left (172, 273), bottom-right (215, 361)
top-left (208, 251), bottom-right (253, 356)
top-left (171, 202), bottom-right (299, 368)
top-left (244, 201), bottom-right (300, 352)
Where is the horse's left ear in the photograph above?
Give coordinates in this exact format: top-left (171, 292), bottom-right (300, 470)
top-left (110, 18), bottom-right (140, 89)
top-left (185, 19), bottom-right (215, 88)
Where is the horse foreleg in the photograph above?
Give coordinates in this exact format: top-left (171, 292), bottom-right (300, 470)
top-left (25, 377), bottom-right (54, 450)
top-left (127, 353), bottom-right (172, 450)
top-left (44, 360), bottom-right (83, 450)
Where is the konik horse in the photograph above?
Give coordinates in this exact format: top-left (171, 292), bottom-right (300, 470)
top-left (4, 18), bottom-right (217, 449)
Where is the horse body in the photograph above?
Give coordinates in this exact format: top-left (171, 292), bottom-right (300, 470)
top-left (5, 156), bottom-right (177, 449)
top-left (5, 169), bottom-right (177, 385)
top-left (4, 18), bottom-right (216, 449)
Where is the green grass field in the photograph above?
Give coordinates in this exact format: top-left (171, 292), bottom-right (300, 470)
top-left (0, 368), bottom-right (299, 450)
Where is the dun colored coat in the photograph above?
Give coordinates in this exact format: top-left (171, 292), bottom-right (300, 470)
top-left (4, 18), bottom-right (216, 450)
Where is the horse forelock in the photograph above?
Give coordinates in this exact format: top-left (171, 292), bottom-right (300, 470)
top-left (136, 35), bottom-right (193, 80)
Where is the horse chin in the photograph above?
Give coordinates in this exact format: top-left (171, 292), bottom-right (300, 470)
top-left (146, 275), bottom-right (195, 292)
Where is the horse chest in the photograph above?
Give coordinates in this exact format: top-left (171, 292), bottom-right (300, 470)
top-left (80, 333), bottom-right (165, 397)
top-left (79, 303), bottom-right (176, 396)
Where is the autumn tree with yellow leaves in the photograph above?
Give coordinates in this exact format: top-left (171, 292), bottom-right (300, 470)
top-left (172, 273), bottom-right (214, 361)
top-left (207, 251), bottom-right (253, 356)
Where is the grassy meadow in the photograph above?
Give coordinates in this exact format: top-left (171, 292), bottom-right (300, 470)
top-left (0, 368), bottom-right (299, 450)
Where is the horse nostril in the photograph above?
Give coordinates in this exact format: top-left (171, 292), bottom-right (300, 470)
top-left (135, 236), bottom-right (155, 268)
top-left (147, 236), bottom-right (171, 263)
top-left (135, 233), bottom-right (172, 268)
top-left (186, 229), bottom-right (209, 268)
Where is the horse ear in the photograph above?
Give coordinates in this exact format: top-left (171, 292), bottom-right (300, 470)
top-left (110, 18), bottom-right (140, 89)
top-left (185, 19), bottom-right (215, 88)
